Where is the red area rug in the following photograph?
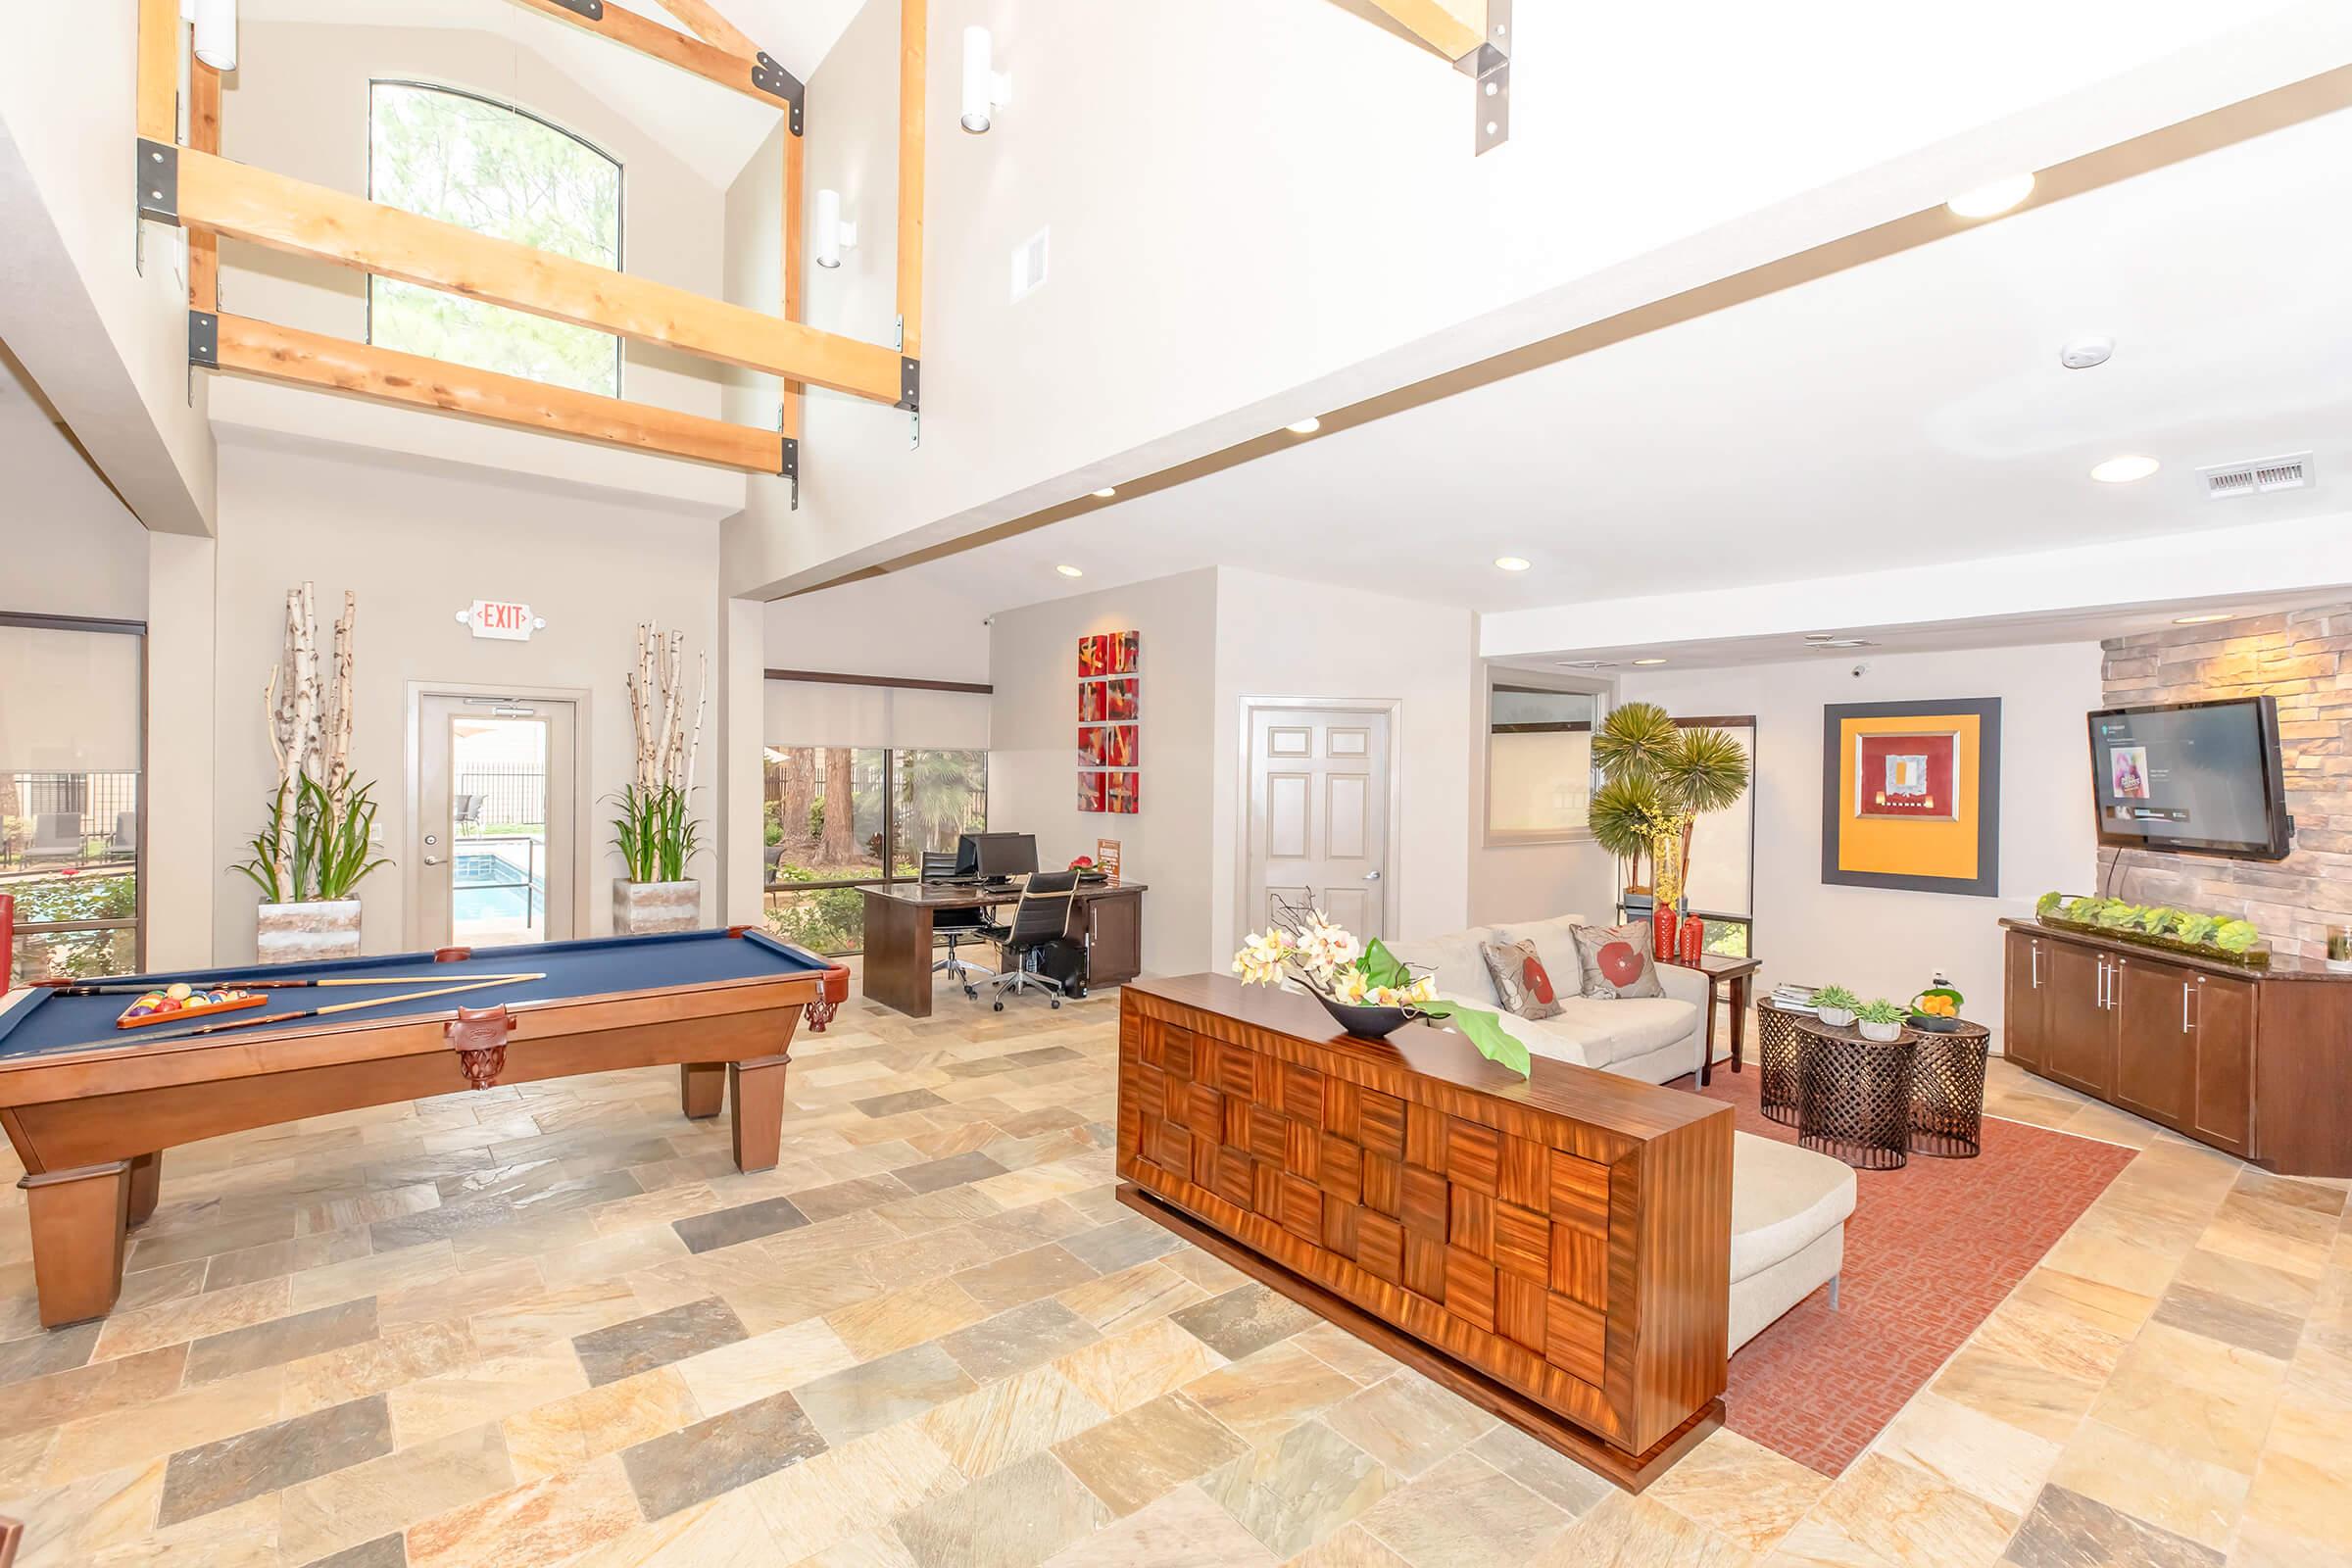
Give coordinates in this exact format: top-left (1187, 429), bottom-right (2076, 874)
top-left (1666, 1062), bottom-right (2134, 1476)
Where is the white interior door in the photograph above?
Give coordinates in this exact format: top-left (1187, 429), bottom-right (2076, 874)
top-left (416, 693), bottom-right (577, 949)
top-left (1246, 705), bottom-right (1394, 940)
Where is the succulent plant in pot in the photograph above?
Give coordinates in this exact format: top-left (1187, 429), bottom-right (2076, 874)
top-left (1813, 984), bottom-right (1860, 1028)
top-left (1853, 998), bottom-right (1908, 1042)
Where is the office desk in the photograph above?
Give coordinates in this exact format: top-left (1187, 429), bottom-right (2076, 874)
top-left (860, 881), bottom-right (1148, 1018)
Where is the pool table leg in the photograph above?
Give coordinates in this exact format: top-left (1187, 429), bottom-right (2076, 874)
top-left (729, 1054), bottom-right (789, 1173)
top-left (126, 1152), bottom-right (163, 1228)
top-left (679, 1063), bottom-right (726, 1120)
top-left (20, 1161), bottom-right (131, 1329)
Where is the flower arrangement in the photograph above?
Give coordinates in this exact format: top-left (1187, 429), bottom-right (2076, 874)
top-left (1233, 909), bottom-right (1531, 1076)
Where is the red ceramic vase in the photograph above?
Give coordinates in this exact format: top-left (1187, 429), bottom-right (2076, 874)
top-left (1678, 910), bottom-right (1705, 964)
top-left (1651, 905), bottom-right (1679, 961)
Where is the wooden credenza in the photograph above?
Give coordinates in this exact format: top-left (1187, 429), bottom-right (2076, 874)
top-left (1999, 919), bottom-right (2352, 1176)
top-left (1116, 974), bottom-right (1732, 1488)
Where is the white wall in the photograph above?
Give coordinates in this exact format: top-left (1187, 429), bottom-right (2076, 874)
top-left (1615, 643), bottom-right (2105, 1045)
top-left (764, 572), bottom-right (992, 684)
top-left (0, 380), bottom-right (150, 622)
top-left (1208, 569), bottom-right (1477, 962)
top-left (986, 568), bottom-right (1219, 975)
top-left (204, 436), bottom-right (721, 961)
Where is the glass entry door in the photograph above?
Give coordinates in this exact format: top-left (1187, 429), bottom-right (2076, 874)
top-left (416, 694), bottom-right (577, 949)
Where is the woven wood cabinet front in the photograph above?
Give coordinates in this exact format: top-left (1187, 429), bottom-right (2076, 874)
top-left (1116, 990), bottom-right (1729, 1455)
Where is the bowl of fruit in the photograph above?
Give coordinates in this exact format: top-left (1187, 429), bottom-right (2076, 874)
top-left (1908, 983), bottom-right (1965, 1033)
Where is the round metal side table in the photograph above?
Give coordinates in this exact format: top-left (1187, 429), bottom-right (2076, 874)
top-left (1754, 999), bottom-right (1811, 1126)
top-left (1909, 1019), bottom-right (1991, 1158)
top-left (1794, 1018), bottom-right (1917, 1170)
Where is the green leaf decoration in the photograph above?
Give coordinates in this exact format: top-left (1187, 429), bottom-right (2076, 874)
top-left (1417, 1000), bottom-right (1532, 1078)
top-left (1359, 938), bottom-right (1409, 991)
top-left (2215, 919), bottom-right (2262, 953)
top-left (2035, 891), bottom-right (2063, 915)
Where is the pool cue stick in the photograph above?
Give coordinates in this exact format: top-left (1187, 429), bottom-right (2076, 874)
top-left (128, 973), bottom-right (546, 1043)
top-left (46, 974), bottom-right (542, 996)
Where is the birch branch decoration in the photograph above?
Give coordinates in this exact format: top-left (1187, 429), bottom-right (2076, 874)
top-left (613, 622), bottom-right (708, 886)
top-left (246, 584), bottom-right (370, 902)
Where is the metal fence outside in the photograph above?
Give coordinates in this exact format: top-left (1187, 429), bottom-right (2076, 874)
top-left (4, 772), bottom-right (140, 862)
top-left (456, 762), bottom-right (547, 830)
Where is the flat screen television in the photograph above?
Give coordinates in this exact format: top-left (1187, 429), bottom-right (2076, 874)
top-left (2086, 696), bottom-right (2291, 859)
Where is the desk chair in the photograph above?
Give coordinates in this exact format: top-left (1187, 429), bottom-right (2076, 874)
top-left (922, 850), bottom-right (991, 996)
top-left (980, 869), bottom-right (1080, 1011)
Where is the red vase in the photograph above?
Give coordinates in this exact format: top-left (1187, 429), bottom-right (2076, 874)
top-left (1679, 911), bottom-right (1705, 964)
top-left (1651, 905), bottom-right (1679, 961)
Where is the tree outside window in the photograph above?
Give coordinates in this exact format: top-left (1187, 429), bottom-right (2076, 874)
top-left (368, 82), bottom-right (622, 396)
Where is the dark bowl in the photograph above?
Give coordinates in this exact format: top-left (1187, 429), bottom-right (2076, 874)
top-left (1314, 992), bottom-right (1413, 1040)
top-left (1908, 1011), bottom-right (1963, 1033)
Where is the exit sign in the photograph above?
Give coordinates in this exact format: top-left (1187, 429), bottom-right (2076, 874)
top-left (456, 601), bottom-right (544, 642)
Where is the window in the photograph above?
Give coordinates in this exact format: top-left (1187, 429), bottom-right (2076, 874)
top-left (1485, 677), bottom-right (1603, 843)
top-left (1679, 716), bottom-right (1757, 956)
top-left (368, 81), bottom-right (622, 396)
top-left (2, 616), bottom-right (143, 984)
top-left (762, 748), bottom-right (989, 955)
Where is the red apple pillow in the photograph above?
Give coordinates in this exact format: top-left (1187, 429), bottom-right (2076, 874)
top-left (1570, 921), bottom-right (1665, 1000)
top-left (1479, 938), bottom-right (1563, 1020)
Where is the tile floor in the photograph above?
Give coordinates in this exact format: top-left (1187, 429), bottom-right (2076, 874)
top-left (0, 969), bottom-right (2344, 1567)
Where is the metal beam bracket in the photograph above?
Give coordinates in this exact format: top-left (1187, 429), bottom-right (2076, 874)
top-left (549, 0), bottom-right (604, 18)
top-left (188, 310), bottom-right (219, 368)
top-left (136, 139), bottom-right (178, 224)
top-left (1455, 0), bottom-right (1511, 155)
top-left (754, 51), bottom-right (807, 132)
top-left (782, 434), bottom-right (800, 509)
top-left (897, 357), bottom-right (920, 413)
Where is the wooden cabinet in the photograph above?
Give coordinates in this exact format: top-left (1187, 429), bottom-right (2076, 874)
top-left (2002, 933), bottom-right (2047, 1072)
top-left (1999, 923), bottom-right (2315, 1169)
top-left (2039, 939), bottom-right (2114, 1099)
top-left (1074, 887), bottom-right (1144, 989)
top-left (2113, 956), bottom-right (2196, 1130)
top-left (2190, 975), bottom-right (2256, 1157)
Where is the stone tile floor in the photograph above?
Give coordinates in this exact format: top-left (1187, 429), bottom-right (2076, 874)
top-left (0, 968), bottom-right (2344, 1566)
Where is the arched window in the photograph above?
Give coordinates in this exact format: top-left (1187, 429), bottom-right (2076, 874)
top-left (368, 82), bottom-right (622, 397)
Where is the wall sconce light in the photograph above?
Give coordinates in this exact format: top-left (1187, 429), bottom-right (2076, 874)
top-left (192, 0), bottom-right (237, 71)
top-left (815, 188), bottom-right (857, 270)
top-left (961, 26), bottom-right (1012, 134)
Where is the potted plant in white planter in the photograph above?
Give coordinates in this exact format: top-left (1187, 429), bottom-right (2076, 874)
top-left (612, 621), bottom-right (706, 935)
top-left (1813, 985), bottom-right (1860, 1029)
top-left (234, 585), bottom-right (388, 962)
top-left (1853, 998), bottom-right (1908, 1043)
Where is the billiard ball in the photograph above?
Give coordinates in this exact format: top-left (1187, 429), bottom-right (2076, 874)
top-left (166, 983), bottom-right (193, 1002)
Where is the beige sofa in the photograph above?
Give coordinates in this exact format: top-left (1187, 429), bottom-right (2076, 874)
top-left (1384, 913), bottom-right (1713, 1085)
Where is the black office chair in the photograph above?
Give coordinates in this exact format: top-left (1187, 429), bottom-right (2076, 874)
top-left (922, 851), bottom-right (990, 996)
top-left (981, 869), bottom-right (1080, 1010)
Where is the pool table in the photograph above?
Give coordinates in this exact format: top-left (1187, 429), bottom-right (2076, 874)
top-left (0, 928), bottom-right (846, 1327)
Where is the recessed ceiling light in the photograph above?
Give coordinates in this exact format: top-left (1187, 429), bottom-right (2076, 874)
top-left (1054, 564), bottom-right (1084, 578)
top-left (2174, 612), bottom-right (2230, 625)
top-left (1091, 487), bottom-right (1117, 499)
top-left (1946, 173), bottom-right (2035, 219)
top-left (1285, 417), bottom-right (1322, 435)
top-left (1494, 557), bottom-right (1531, 572)
top-left (1632, 658), bottom-right (1667, 666)
top-left (2090, 455), bottom-right (2160, 484)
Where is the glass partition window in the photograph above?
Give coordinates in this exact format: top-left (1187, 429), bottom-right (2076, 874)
top-left (368, 81), bottom-right (622, 395)
top-left (762, 747), bottom-right (988, 956)
top-left (1487, 682), bottom-right (1600, 842)
top-left (2, 620), bottom-right (143, 983)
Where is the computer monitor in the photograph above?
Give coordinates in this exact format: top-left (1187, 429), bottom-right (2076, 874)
top-left (950, 832), bottom-right (987, 878)
top-left (974, 832), bottom-right (1038, 883)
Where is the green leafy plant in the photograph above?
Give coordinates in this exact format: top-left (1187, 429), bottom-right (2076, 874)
top-left (1233, 921), bottom-right (1532, 1078)
top-left (1813, 984), bottom-right (1860, 1012)
top-left (2092, 901), bottom-right (2144, 929)
top-left (611, 782), bottom-right (703, 883)
top-left (1853, 999), bottom-right (1908, 1025)
top-left (2173, 912), bottom-right (2221, 946)
top-left (2215, 918), bottom-right (2262, 954)
top-left (1590, 702), bottom-right (1750, 907)
top-left (231, 776), bottom-right (391, 904)
top-left (2137, 906), bottom-right (2181, 934)
top-left (2035, 890), bottom-right (2065, 916)
top-left (1360, 940), bottom-right (1532, 1078)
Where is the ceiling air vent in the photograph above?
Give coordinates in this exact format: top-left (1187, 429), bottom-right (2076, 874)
top-left (1554, 660), bottom-right (1620, 669)
top-left (2199, 452), bottom-right (2313, 500)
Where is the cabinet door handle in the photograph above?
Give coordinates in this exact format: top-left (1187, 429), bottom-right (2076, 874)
top-left (2030, 941), bottom-right (2041, 989)
top-left (2183, 980), bottom-right (2195, 1032)
top-left (2098, 958), bottom-right (2110, 1009)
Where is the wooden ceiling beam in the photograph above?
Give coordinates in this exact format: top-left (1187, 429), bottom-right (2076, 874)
top-left (175, 149), bottom-right (905, 403)
top-left (497, 0), bottom-right (797, 113)
top-left (1359, 0), bottom-right (1487, 62)
top-left (651, 0), bottom-right (761, 61)
top-left (211, 315), bottom-right (787, 472)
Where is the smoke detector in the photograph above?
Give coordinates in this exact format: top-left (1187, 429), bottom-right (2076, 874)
top-left (2199, 452), bottom-right (2312, 500)
top-left (2059, 335), bottom-right (2114, 370)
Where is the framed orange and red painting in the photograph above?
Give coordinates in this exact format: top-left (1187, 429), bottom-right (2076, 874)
top-left (1821, 699), bottom-right (2001, 896)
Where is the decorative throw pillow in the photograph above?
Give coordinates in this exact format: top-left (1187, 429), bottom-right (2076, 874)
top-left (1570, 922), bottom-right (1665, 1001)
top-left (1480, 938), bottom-right (1563, 1021)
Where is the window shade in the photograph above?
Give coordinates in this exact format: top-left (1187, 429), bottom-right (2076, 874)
top-left (0, 625), bottom-right (141, 772)
top-left (762, 680), bottom-right (989, 751)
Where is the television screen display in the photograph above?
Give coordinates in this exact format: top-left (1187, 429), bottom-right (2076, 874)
top-left (2086, 697), bottom-right (2290, 858)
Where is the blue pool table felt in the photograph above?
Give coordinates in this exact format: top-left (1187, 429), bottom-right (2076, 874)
top-left (0, 930), bottom-right (832, 1059)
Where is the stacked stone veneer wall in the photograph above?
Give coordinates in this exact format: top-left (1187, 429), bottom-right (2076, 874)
top-left (2100, 602), bottom-right (2352, 960)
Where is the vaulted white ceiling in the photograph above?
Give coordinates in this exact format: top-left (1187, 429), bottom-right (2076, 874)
top-left (868, 105), bottom-right (2352, 629)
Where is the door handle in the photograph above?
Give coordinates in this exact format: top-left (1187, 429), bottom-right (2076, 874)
top-left (2095, 958), bottom-right (2108, 1009)
top-left (2030, 941), bottom-right (2040, 989)
top-left (423, 855), bottom-right (444, 866)
top-left (2183, 980), bottom-right (2194, 1032)
top-left (1364, 870), bottom-right (1381, 881)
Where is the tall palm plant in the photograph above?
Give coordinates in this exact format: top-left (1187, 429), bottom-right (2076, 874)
top-left (1589, 702), bottom-right (1750, 906)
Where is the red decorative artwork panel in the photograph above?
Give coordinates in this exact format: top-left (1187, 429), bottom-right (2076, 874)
top-left (1853, 732), bottom-right (1956, 820)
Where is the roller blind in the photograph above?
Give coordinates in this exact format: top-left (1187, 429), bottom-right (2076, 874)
top-left (763, 679), bottom-right (989, 751)
top-left (0, 624), bottom-right (141, 772)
